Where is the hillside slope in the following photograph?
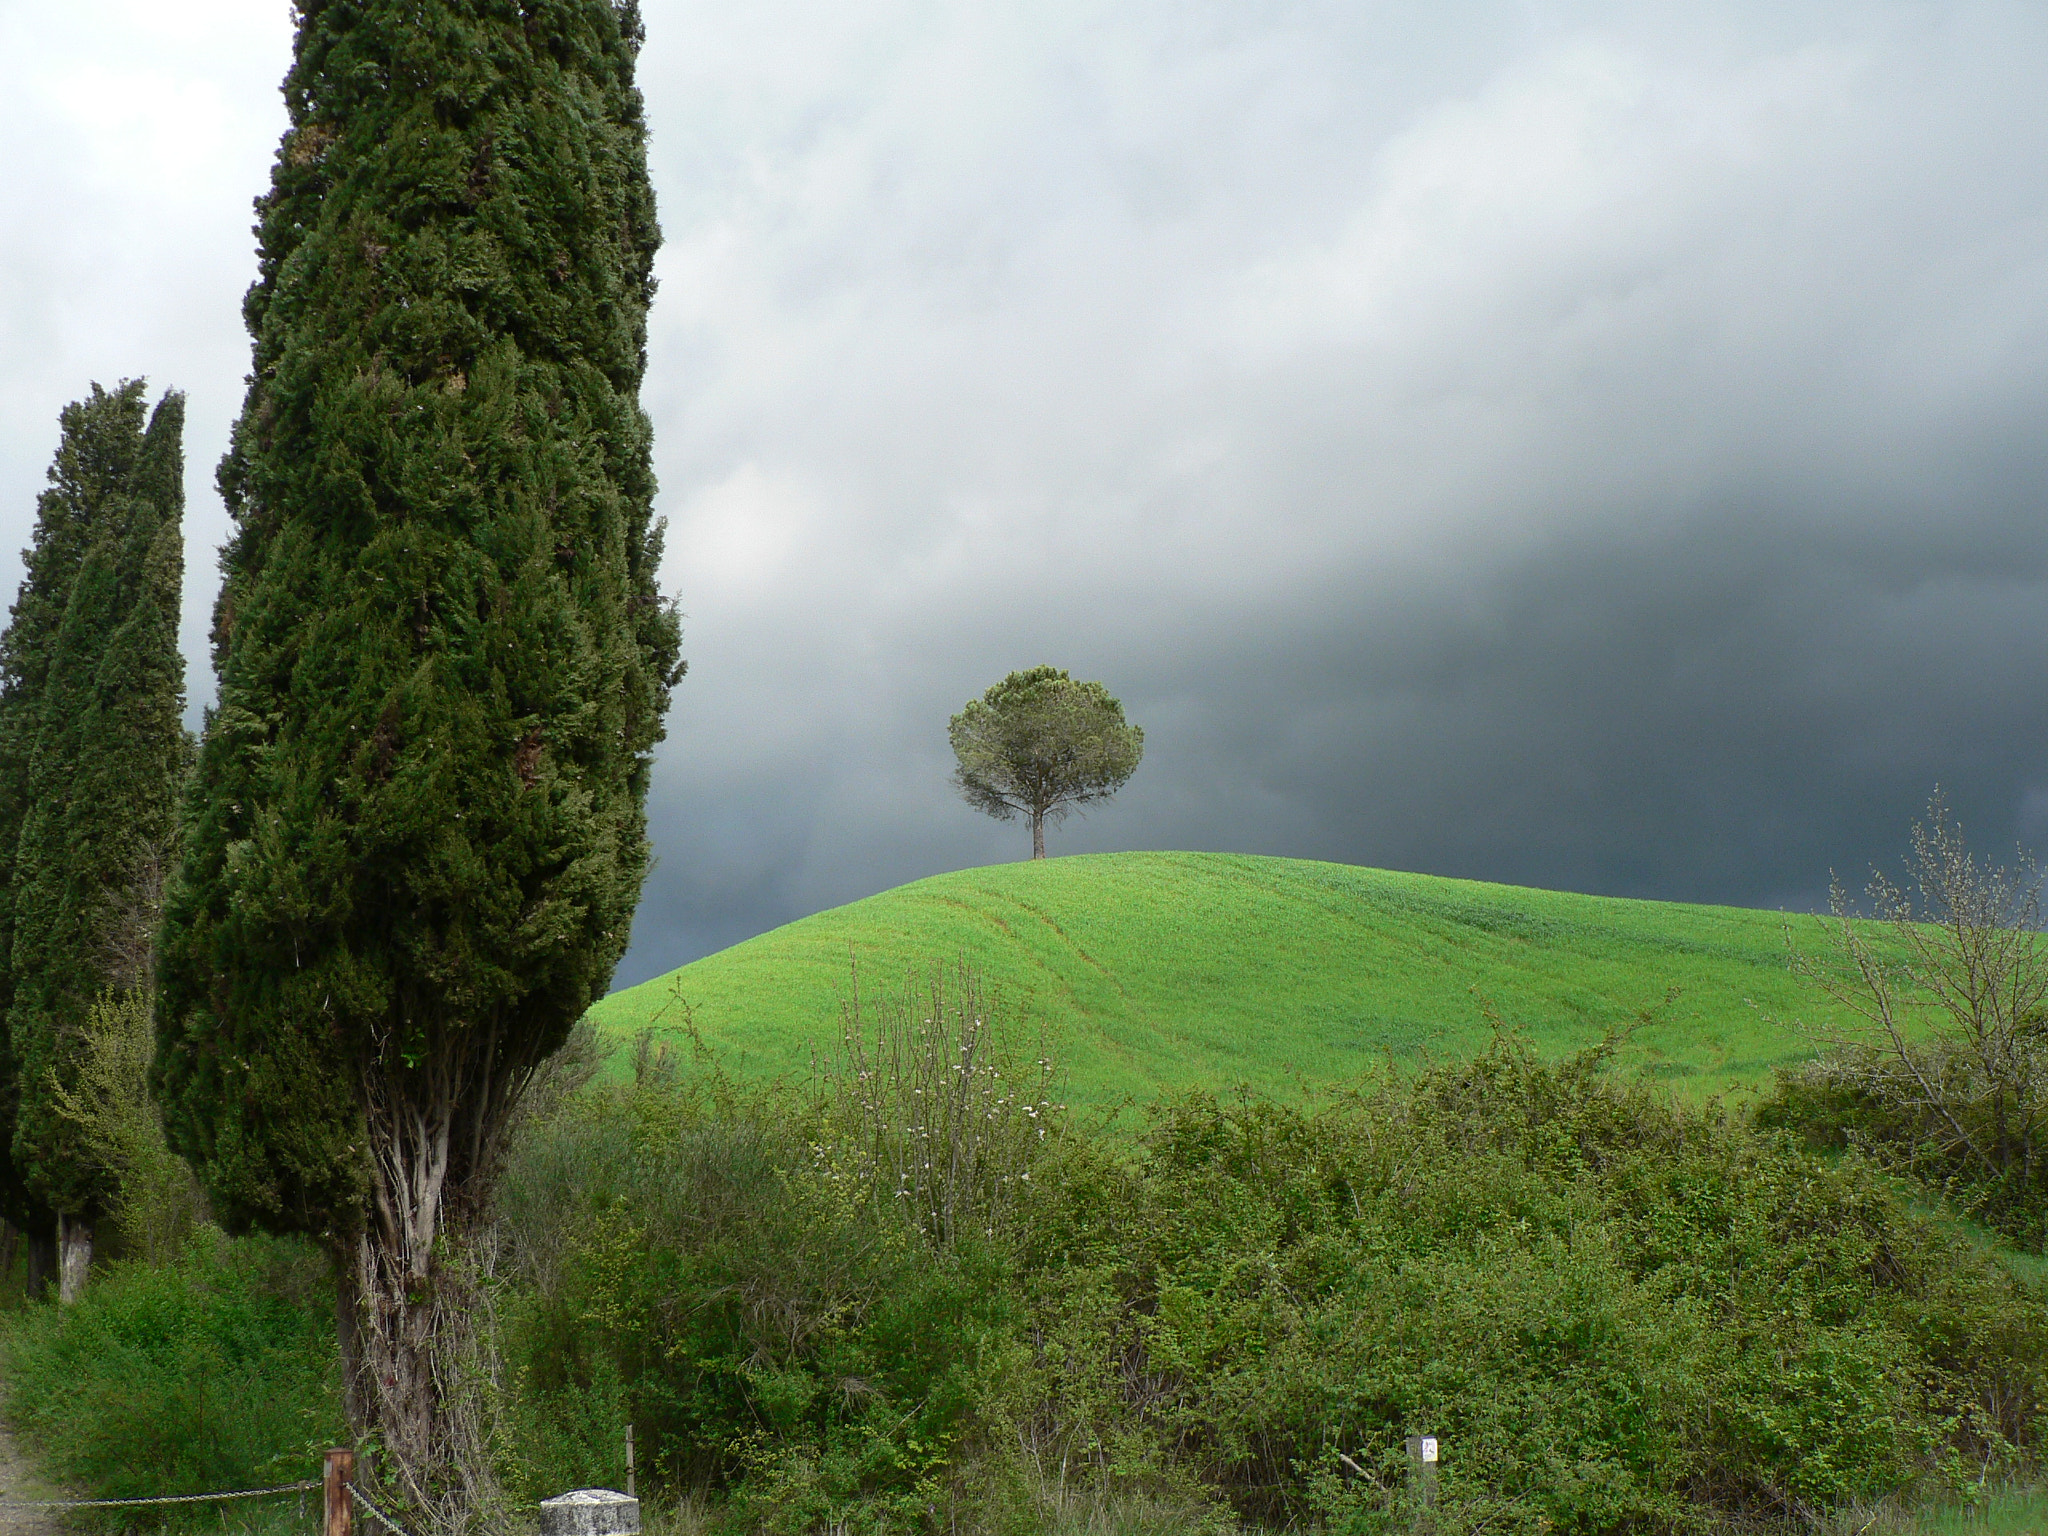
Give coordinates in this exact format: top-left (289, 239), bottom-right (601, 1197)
top-left (593, 852), bottom-right (1854, 1104)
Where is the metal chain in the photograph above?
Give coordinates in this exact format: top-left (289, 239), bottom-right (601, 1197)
top-left (349, 1482), bottom-right (416, 1536)
top-left (0, 1479), bottom-right (320, 1509)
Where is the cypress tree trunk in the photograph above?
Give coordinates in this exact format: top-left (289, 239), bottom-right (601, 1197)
top-left (344, 1031), bottom-right (538, 1487)
top-left (55, 1212), bottom-right (90, 1305)
top-left (155, 1), bottom-right (679, 1518)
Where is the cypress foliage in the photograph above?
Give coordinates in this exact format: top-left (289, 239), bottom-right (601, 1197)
top-left (153, 0), bottom-right (679, 1507)
top-left (8, 388), bottom-right (188, 1295)
top-left (0, 382), bottom-right (182, 1281)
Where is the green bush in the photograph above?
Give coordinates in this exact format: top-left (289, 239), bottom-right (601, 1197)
top-left (1023, 1038), bottom-right (2047, 1533)
top-left (496, 1068), bottom-right (1031, 1531)
top-left (1760, 1052), bottom-right (2048, 1252)
top-left (0, 1230), bottom-right (341, 1514)
top-left (497, 1031), bottom-right (2048, 1535)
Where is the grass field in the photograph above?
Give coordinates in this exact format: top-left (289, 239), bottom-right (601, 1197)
top-left (594, 851), bottom-right (1871, 1106)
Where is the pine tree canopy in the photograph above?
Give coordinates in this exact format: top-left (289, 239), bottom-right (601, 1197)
top-left (2, 382), bottom-right (187, 1224)
top-left (950, 666), bottom-right (1144, 859)
top-left (154, 0), bottom-right (681, 1247)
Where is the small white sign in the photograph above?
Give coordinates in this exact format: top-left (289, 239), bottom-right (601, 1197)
top-left (1420, 1438), bottom-right (1438, 1463)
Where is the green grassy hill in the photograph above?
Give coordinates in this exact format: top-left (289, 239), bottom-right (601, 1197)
top-left (594, 851), bottom-right (1863, 1106)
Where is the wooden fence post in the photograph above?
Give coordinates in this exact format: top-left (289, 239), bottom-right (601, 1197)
top-left (324, 1447), bottom-right (355, 1536)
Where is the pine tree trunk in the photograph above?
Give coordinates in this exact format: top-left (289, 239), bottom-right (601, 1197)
top-left (55, 1212), bottom-right (90, 1304)
top-left (1032, 810), bottom-right (1046, 860)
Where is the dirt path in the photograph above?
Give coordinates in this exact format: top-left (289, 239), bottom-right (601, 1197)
top-left (0, 1412), bottom-right (59, 1536)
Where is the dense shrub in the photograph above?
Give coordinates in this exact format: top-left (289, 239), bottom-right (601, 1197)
top-left (1761, 1050), bottom-right (2048, 1252)
top-left (0, 1230), bottom-right (340, 1512)
top-left (495, 1056), bottom-right (1034, 1530)
top-left (1768, 798), bottom-right (2048, 1254)
top-left (1023, 1041), bottom-right (2045, 1533)
top-left (495, 1030), bottom-right (2048, 1535)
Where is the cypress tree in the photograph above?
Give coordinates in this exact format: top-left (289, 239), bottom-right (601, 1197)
top-left (8, 386), bottom-right (187, 1301)
top-left (154, 0), bottom-right (679, 1508)
top-left (0, 381), bottom-right (175, 1291)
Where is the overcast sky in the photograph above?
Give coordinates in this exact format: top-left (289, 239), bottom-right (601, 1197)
top-left (4, 0), bottom-right (2046, 986)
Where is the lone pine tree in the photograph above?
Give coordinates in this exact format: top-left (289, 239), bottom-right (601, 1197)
top-left (153, 0), bottom-right (679, 1513)
top-left (950, 666), bottom-right (1144, 859)
top-left (0, 381), bottom-right (186, 1301)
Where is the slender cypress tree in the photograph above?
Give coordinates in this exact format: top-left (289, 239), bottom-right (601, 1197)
top-left (8, 387), bottom-right (187, 1301)
top-left (154, 0), bottom-right (679, 1509)
top-left (0, 381), bottom-right (171, 1290)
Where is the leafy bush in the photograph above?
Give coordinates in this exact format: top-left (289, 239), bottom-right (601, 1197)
top-left (49, 987), bottom-right (210, 1263)
top-left (1771, 796), bottom-right (2048, 1252)
top-left (495, 1041), bottom-right (1038, 1530)
top-left (0, 1230), bottom-right (341, 1512)
top-left (1022, 1038), bottom-right (2046, 1533)
top-left (497, 1025), bottom-right (2048, 1534)
top-left (1761, 1048), bottom-right (2048, 1252)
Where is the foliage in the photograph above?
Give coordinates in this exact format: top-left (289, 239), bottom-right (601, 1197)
top-left (1027, 1038), bottom-right (2044, 1534)
top-left (48, 988), bottom-right (209, 1264)
top-left (495, 1020), bottom-right (2045, 1535)
top-left (8, 381), bottom-right (186, 1235)
top-left (821, 961), bottom-right (1067, 1246)
top-left (951, 667), bottom-right (1143, 859)
top-left (0, 1231), bottom-right (341, 1511)
top-left (1766, 795), bottom-right (2048, 1249)
top-left (493, 981), bottom-right (1062, 1530)
top-left (592, 852), bottom-right (1874, 1109)
top-left (156, 0), bottom-right (678, 1248)
top-left (151, 0), bottom-right (681, 1509)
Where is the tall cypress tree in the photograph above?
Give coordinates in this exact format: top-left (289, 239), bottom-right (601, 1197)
top-left (154, 0), bottom-right (679, 1508)
top-left (0, 381), bottom-right (174, 1290)
top-left (8, 387), bottom-right (187, 1301)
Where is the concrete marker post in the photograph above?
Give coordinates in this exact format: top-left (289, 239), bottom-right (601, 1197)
top-left (539, 1488), bottom-right (641, 1536)
top-left (1404, 1434), bottom-right (1438, 1530)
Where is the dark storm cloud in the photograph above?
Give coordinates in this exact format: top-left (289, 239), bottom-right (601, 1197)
top-left (3, 1), bottom-right (2045, 988)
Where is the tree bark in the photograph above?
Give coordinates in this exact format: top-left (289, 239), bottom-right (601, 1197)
top-left (346, 1208), bottom-right (495, 1527)
top-left (345, 1026), bottom-right (537, 1527)
top-left (26, 1229), bottom-right (55, 1300)
top-left (336, 1253), bottom-right (371, 1432)
top-left (1032, 809), bottom-right (1046, 860)
top-left (56, 1212), bottom-right (90, 1304)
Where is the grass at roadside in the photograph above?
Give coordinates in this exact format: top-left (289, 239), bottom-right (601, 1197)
top-left (1884, 1486), bottom-right (2048, 1534)
top-left (596, 851), bottom-right (1872, 1106)
top-left (0, 1230), bottom-right (339, 1517)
